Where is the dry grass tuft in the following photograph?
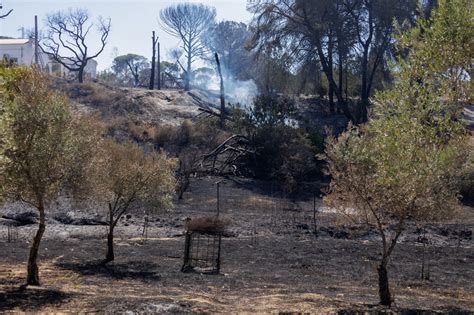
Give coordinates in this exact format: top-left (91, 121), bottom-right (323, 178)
top-left (185, 217), bottom-right (230, 236)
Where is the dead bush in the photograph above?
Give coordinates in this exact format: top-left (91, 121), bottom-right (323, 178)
top-left (153, 125), bottom-right (177, 147)
top-left (185, 217), bottom-right (231, 236)
top-left (105, 117), bottom-right (159, 143)
top-left (153, 119), bottom-right (229, 155)
top-left (176, 148), bottom-right (200, 200)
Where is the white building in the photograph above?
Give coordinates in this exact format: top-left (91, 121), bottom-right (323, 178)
top-left (0, 38), bottom-right (98, 80)
top-left (0, 38), bottom-right (36, 65)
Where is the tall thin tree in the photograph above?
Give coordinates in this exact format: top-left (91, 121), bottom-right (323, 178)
top-left (160, 3), bottom-right (216, 91)
top-left (215, 53), bottom-right (225, 128)
top-left (149, 31), bottom-right (158, 90)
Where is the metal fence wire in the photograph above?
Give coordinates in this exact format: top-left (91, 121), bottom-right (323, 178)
top-left (5, 223), bottom-right (19, 243)
top-left (182, 232), bottom-right (221, 274)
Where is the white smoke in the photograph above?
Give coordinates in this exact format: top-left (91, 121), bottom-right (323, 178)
top-left (203, 67), bottom-right (258, 106)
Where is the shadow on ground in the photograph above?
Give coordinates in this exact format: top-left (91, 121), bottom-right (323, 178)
top-left (55, 260), bottom-right (161, 282)
top-left (0, 287), bottom-right (72, 311)
top-left (338, 304), bottom-right (473, 315)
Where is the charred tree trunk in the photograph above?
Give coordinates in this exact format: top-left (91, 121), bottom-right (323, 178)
top-left (358, 3), bottom-right (374, 123)
top-left (106, 230), bottom-right (114, 262)
top-left (105, 204), bottom-right (115, 263)
top-left (157, 42), bottom-right (161, 90)
top-left (26, 200), bottom-right (46, 286)
top-left (134, 67), bottom-right (139, 87)
top-left (78, 67), bottom-right (85, 83)
top-left (358, 42), bottom-right (370, 123)
top-left (314, 36), bottom-right (352, 121)
top-left (338, 49), bottom-right (344, 108)
top-left (361, 48), bottom-right (369, 102)
top-left (328, 83), bottom-right (335, 114)
top-left (215, 53), bottom-right (226, 128)
top-left (377, 260), bottom-right (391, 307)
top-left (149, 31), bottom-right (157, 90)
top-left (328, 35), bottom-right (335, 114)
top-left (345, 62), bottom-right (349, 102)
top-left (185, 43), bottom-right (192, 91)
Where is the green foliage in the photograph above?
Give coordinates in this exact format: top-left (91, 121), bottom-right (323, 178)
top-left (236, 95), bottom-right (297, 129)
top-left (233, 95), bottom-right (321, 195)
top-left (97, 140), bottom-right (177, 216)
top-left (97, 70), bottom-right (118, 84)
top-left (160, 61), bottom-right (180, 77)
top-left (112, 54), bottom-right (149, 87)
top-left (323, 0), bottom-right (472, 305)
top-left (325, 0), bottom-right (472, 226)
top-left (0, 67), bottom-right (101, 208)
top-left (460, 145), bottom-right (474, 204)
top-left (0, 66), bottom-right (103, 284)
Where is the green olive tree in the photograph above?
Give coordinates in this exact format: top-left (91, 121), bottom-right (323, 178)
top-left (96, 140), bottom-right (176, 263)
top-left (322, 0), bottom-right (472, 307)
top-left (0, 68), bottom-right (102, 286)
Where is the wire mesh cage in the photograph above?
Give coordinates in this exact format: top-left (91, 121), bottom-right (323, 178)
top-left (5, 222), bottom-right (19, 243)
top-left (181, 231), bottom-right (222, 274)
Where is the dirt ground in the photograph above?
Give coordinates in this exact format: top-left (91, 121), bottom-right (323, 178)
top-left (1, 177), bottom-right (473, 314)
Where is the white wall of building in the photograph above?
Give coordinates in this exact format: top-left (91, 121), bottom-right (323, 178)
top-left (0, 38), bottom-right (98, 80)
top-left (0, 39), bottom-right (35, 65)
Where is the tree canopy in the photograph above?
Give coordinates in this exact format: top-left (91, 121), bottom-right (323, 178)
top-left (0, 67), bottom-right (102, 285)
top-left (323, 0), bottom-right (473, 306)
top-left (112, 54), bottom-right (149, 87)
top-left (160, 3), bottom-right (216, 91)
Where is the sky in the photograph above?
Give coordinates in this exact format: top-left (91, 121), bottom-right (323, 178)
top-left (0, 0), bottom-right (253, 71)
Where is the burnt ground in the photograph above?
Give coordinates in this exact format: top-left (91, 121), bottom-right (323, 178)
top-left (0, 177), bottom-right (473, 314)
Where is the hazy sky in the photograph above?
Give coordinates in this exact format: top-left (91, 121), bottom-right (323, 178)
top-left (0, 0), bottom-right (252, 70)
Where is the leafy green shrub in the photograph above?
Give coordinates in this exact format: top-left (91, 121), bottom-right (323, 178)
top-left (323, 0), bottom-right (473, 306)
top-left (0, 67), bottom-right (102, 285)
top-left (233, 95), bottom-right (322, 196)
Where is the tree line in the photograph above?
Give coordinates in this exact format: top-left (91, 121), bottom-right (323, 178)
top-left (35, 1), bottom-right (444, 122)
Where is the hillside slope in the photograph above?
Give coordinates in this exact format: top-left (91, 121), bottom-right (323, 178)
top-left (53, 80), bottom-right (218, 126)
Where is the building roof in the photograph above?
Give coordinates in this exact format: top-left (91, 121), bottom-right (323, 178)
top-left (0, 38), bottom-right (31, 45)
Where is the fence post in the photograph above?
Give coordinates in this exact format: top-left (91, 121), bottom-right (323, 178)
top-left (216, 180), bottom-right (224, 217)
top-left (181, 232), bottom-right (192, 272)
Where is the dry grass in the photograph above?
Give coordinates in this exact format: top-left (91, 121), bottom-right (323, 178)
top-left (185, 217), bottom-right (230, 236)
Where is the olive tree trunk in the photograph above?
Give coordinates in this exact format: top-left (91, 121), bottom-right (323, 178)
top-left (378, 259), bottom-right (391, 306)
top-left (105, 204), bottom-right (115, 263)
top-left (78, 67), bottom-right (85, 83)
top-left (106, 228), bottom-right (114, 262)
top-left (26, 201), bottom-right (46, 286)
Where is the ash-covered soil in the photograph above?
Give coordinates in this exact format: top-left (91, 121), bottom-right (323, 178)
top-left (52, 79), bottom-right (218, 126)
top-left (0, 177), bottom-right (473, 313)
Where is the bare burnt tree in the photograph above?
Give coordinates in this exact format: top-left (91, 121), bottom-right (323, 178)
top-left (160, 3), bottom-right (216, 91)
top-left (41, 9), bottom-right (111, 83)
top-left (149, 31), bottom-right (158, 90)
top-left (215, 53), bottom-right (226, 128)
top-left (0, 6), bottom-right (13, 19)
